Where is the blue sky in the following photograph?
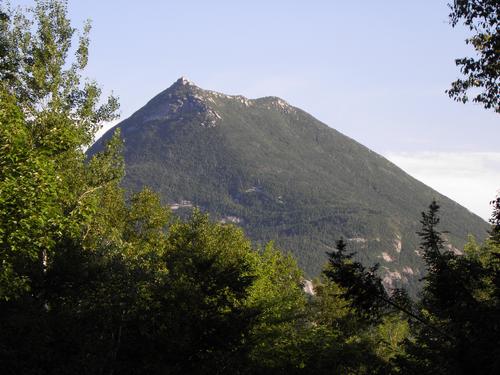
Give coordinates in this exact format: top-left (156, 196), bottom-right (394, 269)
top-left (12, 0), bottom-right (500, 220)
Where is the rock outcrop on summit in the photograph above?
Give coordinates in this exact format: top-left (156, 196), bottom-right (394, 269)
top-left (89, 77), bottom-right (488, 294)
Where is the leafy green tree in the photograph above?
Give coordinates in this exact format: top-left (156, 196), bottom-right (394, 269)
top-left (0, 1), bottom-right (124, 373)
top-left (132, 211), bottom-right (259, 374)
top-left (0, 0), bottom-right (119, 301)
top-left (447, 0), bottom-right (499, 112)
top-left (1, 0), bottom-right (118, 132)
top-left (0, 90), bottom-right (59, 299)
top-left (243, 243), bottom-right (309, 373)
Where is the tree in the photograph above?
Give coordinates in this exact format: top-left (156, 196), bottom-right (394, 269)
top-left (323, 239), bottom-right (389, 321)
top-left (243, 243), bottom-right (309, 373)
top-left (0, 90), bottom-right (59, 300)
top-left (0, 1), bottom-right (124, 373)
top-left (446, 0), bottom-right (499, 112)
top-left (300, 276), bottom-right (403, 375)
top-left (0, 0), bottom-right (119, 301)
top-left (489, 195), bottom-right (500, 244)
top-left (398, 201), bottom-right (500, 374)
top-left (318, 239), bottom-right (412, 373)
top-left (133, 211), bottom-right (259, 374)
top-left (0, 0), bottom-right (119, 133)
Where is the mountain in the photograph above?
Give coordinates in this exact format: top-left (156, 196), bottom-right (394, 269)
top-left (89, 77), bottom-right (488, 293)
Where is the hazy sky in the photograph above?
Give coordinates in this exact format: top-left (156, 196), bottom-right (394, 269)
top-left (11, 0), bottom-right (499, 220)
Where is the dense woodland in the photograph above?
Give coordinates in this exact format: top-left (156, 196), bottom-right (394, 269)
top-left (1, 1), bottom-right (499, 374)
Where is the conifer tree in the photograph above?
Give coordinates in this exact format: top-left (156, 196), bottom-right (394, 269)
top-left (399, 200), bottom-right (500, 374)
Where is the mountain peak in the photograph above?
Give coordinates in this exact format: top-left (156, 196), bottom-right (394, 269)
top-left (131, 77), bottom-right (221, 127)
top-left (167, 76), bottom-right (200, 93)
top-left (175, 76), bottom-right (196, 87)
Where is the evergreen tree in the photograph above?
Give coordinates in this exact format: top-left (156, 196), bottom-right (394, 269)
top-left (324, 239), bottom-right (389, 321)
top-left (398, 201), bottom-right (500, 374)
top-left (319, 240), bottom-right (412, 373)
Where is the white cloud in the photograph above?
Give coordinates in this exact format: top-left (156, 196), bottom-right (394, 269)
top-left (383, 152), bottom-right (500, 221)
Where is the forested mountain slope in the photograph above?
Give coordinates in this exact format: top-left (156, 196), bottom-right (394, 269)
top-left (89, 77), bottom-right (488, 292)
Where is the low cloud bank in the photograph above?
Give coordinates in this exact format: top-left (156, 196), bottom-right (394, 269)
top-left (384, 152), bottom-right (500, 222)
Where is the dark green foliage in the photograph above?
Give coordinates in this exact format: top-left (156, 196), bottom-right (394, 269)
top-left (89, 78), bottom-right (488, 296)
top-left (317, 201), bottom-right (500, 374)
top-left (417, 201), bottom-right (446, 262)
top-left (324, 239), bottom-right (389, 321)
top-left (130, 212), bottom-right (260, 374)
top-left (396, 201), bottom-right (500, 374)
top-left (447, 0), bottom-right (500, 112)
top-left (317, 240), bottom-right (413, 374)
top-left (416, 201), bottom-right (468, 317)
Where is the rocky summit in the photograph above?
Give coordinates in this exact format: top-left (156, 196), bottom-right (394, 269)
top-left (89, 77), bottom-right (488, 294)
